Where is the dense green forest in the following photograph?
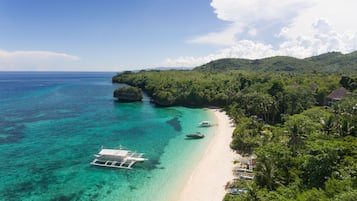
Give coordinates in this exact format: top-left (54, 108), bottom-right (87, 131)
top-left (113, 86), bottom-right (143, 101)
top-left (112, 52), bottom-right (357, 200)
top-left (196, 51), bottom-right (357, 73)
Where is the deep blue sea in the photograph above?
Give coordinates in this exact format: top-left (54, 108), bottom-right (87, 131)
top-left (0, 72), bottom-right (215, 201)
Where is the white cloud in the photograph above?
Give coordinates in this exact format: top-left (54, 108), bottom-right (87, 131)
top-left (163, 40), bottom-right (277, 67)
top-left (190, 0), bottom-right (311, 46)
top-left (278, 18), bottom-right (357, 57)
top-left (166, 0), bottom-right (357, 67)
top-left (0, 49), bottom-right (80, 71)
top-left (188, 23), bottom-right (243, 46)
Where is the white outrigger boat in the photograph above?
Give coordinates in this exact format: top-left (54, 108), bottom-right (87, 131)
top-left (199, 121), bottom-right (212, 127)
top-left (90, 146), bottom-right (148, 169)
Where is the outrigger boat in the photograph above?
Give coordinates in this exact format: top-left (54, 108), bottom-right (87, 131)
top-left (186, 132), bottom-right (205, 139)
top-left (90, 146), bottom-right (147, 169)
top-left (199, 121), bottom-right (212, 127)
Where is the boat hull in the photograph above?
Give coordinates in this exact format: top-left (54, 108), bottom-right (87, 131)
top-left (186, 134), bottom-right (204, 139)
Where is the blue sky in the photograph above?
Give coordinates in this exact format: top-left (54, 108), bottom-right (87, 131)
top-left (1, 0), bottom-right (357, 71)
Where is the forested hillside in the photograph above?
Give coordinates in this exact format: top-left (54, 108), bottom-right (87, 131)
top-left (195, 51), bottom-right (357, 73)
top-left (112, 52), bottom-right (357, 200)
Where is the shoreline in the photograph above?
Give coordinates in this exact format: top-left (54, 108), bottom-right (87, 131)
top-left (176, 109), bottom-right (239, 201)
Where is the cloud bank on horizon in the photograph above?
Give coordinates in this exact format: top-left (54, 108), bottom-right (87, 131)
top-left (0, 50), bottom-right (80, 71)
top-left (164, 0), bottom-right (357, 67)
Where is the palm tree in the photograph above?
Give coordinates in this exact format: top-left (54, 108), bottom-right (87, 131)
top-left (339, 119), bottom-right (354, 137)
top-left (255, 155), bottom-right (279, 190)
top-left (288, 123), bottom-right (305, 152)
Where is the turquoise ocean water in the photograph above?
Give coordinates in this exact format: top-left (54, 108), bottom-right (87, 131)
top-left (0, 72), bottom-right (215, 201)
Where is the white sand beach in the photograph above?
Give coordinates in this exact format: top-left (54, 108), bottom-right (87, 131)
top-left (176, 109), bottom-right (238, 201)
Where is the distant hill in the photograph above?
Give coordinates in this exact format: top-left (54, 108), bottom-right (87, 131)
top-left (194, 51), bottom-right (357, 73)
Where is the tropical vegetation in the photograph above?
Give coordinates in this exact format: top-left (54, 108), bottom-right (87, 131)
top-left (113, 86), bottom-right (143, 101)
top-left (112, 51), bottom-right (357, 200)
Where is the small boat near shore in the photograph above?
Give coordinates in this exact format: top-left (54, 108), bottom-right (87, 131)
top-left (186, 132), bottom-right (205, 139)
top-left (91, 146), bottom-right (147, 169)
top-left (229, 188), bottom-right (248, 195)
top-left (199, 121), bottom-right (212, 127)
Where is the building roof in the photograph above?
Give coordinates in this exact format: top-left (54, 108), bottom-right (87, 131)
top-left (327, 87), bottom-right (349, 101)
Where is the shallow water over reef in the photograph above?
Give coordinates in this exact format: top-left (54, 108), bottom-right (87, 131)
top-left (0, 72), bottom-right (215, 201)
